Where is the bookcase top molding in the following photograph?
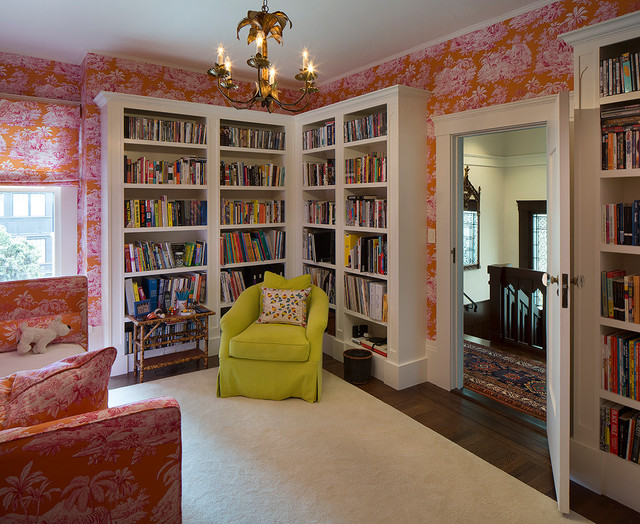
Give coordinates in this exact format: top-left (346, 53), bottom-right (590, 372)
top-left (560, 10), bottom-right (640, 47)
top-left (95, 85), bottom-right (430, 125)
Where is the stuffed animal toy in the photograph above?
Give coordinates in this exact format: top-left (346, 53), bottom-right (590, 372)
top-left (17, 317), bottom-right (72, 355)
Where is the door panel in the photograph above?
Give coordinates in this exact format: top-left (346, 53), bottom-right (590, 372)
top-left (545, 91), bottom-right (571, 514)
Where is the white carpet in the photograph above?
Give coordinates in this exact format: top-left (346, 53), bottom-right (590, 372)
top-left (108, 368), bottom-right (589, 524)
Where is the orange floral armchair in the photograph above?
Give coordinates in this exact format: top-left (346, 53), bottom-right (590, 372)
top-left (0, 347), bottom-right (182, 522)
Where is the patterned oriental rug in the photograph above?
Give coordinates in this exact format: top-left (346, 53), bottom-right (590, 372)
top-left (463, 340), bottom-right (547, 420)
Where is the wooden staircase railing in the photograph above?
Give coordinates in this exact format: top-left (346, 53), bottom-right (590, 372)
top-left (487, 264), bottom-right (546, 352)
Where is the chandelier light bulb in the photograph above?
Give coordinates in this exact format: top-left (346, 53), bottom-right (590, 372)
top-left (217, 45), bottom-right (224, 66)
top-left (302, 49), bottom-right (309, 70)
top-left (225, 56), bottom-right (231, 76)
top-left (269, 66), bottom-right (276, 85)
top-left (308, 61), bottom-right (314, 74)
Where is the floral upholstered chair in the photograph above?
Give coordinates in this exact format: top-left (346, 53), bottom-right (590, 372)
top-left (0, 347), bottom-right (182, 522)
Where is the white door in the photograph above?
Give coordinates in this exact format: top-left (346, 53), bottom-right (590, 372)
top-left (544, 91), bottom-right (571, 513)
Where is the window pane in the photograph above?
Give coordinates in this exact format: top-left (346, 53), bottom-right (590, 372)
top-left (13, 194), bottom-right (29, 217)
top-left (0, 189), bottom-right (56, 281)
top-left (30, 194), bottom-right (46, 217)
top-left (463, 210), bottom-right (478, 267)
top-left (532, 213), bottom-right (547, 273)
top-left (28, 238), bottom-right (47, 264)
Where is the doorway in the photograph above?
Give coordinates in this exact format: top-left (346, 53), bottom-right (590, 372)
top-left (433, 93), bottom-right (571, 513)
top-left (460, 127), bottom-right (548, 425)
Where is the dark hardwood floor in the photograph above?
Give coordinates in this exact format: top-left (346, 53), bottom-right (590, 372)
top-left (109, 354), bottom-right (640, 524)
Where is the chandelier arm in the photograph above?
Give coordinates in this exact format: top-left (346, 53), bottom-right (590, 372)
top-left (216, 77), bottom-right (258, 110)
top-left (270, 87), bottom-right (313, 111)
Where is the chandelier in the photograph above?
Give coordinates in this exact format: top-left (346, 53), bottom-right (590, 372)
top-left (207, 0), bottom-right (318, 113)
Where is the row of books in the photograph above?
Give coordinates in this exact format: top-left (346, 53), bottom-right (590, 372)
top-left (220, 269), bottom-right (247, 303)
top-left (304, 200), bottom-right (335, 225)
top-left (601, 104), bottom-right (640, 170)
top-left (124, 155), bottom-right (207, 185)
top-left (601, 270), bottom-right (638, 322)
top-left (601, 331), bottom-right (640, 400)
top-left (124, 116), bottom-right (207, 144)
top-left (220, 198), bottom-right (285, 225)
top-left (302, 120), bottom-right (336, 150)
top-left (220, 125), bottom-right (285, 150)
top-left (303, 266), bottom-right (336, 305)
top-left (345, 233), bottom-right (387, 275)
top-left (125, 272), bottom-right (206, 314)
top-left (345, 153), bottom-right (387, 184)
top-left (600, 51), bottom-right (640, 97)
top-left (302, 229), bottom-right (334, 264)
top-left (124, 241), bottom-right (207, 273)
top-left (601, 202), bottom-right (640, 245)
top-left (600, 402), bottom-right (640, 463)
top-left (345, 196), bottom-right (387, 229)
top-left (220, 230), bottom-right (285, 265)
top-left (302, 160), bottom-right (336, 186)
top-left (344, 274), bottom-right (388, 322)
top-left (124, 198), bottom-right (207, 228)
top-left (344, 112), bottom-right (387, 143)
top-left (351, 335), bottom-right (388, 357)
top-left (219, 161), bottom-right (285, 187)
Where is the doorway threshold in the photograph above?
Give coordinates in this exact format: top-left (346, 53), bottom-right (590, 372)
top-left (454, 386), bottom-right (547, 434)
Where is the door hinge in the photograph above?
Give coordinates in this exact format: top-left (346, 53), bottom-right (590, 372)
top-left (451, 247), bottom-right (456, 264)
top-left (562, 273), bottom-right (569, 308)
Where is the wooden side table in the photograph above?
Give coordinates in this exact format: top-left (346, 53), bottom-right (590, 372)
top-left (128, 307), bottom-right (215, 383)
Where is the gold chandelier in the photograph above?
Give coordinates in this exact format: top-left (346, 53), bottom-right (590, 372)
top-left (207, 0), bottom-right (318, 113)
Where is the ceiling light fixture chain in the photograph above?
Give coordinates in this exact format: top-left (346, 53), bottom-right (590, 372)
top-left (207, 0), bottom-right (318, 113)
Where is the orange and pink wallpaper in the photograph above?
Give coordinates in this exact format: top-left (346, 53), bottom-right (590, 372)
top-left (1, 0), bottom-right (639, 336)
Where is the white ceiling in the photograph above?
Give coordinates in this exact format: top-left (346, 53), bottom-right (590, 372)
top-left (0, 0), bottom-right (553, 87)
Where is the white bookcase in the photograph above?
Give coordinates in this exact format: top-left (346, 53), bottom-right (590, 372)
top-left (562, 11), bottom-right (640, 512)
top-left (96, 92), bottom-right (293, 375)
top-left (294, 85), bottom-right (430, 389)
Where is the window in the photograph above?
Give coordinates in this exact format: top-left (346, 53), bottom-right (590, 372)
top-left (463, 210), bottom-right (479, 268)
top-left (0, 186), bottom-right (77, 282)
top-left (517, 200), bottom-right (547, 271)
top-left (463, 166), bottom-right (480, 270)
top-left (518, 200), bottom-right (547, 310)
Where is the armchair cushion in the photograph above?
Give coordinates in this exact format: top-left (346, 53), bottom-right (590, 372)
top-left (257, 287), bottom-right (311, 326)
top-left (0, 346), bottom-right (116, 430)
top-left (230, 322), bottom-right (310, 361)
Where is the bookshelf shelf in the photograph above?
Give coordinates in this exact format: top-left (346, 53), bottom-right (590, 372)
top-left (220, 258), bottom-right (287, 269)
top-left (124, 138), bottom-right (207, 149)
top-left (564, 12), bottom-right (640, 510)
top-left (125, 266), bottom-right (209, 278)
top-left (124, 226), bottom-right (208, 234)
top-left (219, 223), bottom-right (285, 230)
top-left (219, 146), bottom-right (286, 156)
top-left (344, 308), bottom-right (388, 326)
top-left (601, 390), bottom-right (640, 411)
top-left (344, 268), bottom-right (388, 280)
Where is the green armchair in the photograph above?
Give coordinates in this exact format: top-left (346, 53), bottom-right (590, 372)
top-left (216, 273), bottom-right (329, 403)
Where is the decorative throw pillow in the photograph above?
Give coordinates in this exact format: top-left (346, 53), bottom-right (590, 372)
top-left (261, 271), bottom-right (312, 290)
top-left (257, 287), bottom-right (311, 326)
top-left (0, 346), bottom-right (117, 430)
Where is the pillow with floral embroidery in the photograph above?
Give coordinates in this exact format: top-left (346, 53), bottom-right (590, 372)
top-left (0, 346), bottom-right (116, 430)
top-left (256, 287), bottom-right (311, 326)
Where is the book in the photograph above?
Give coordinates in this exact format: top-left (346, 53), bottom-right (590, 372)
top-left (622, 52), bottom-right (633, 93)
top-left (124, 278), bottom-right (136, 315)
top-left (141, 276), bottom-right (159, 311)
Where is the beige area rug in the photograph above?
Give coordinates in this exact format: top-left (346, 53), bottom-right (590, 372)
top-left (108, 368), bottom-right (589, 524)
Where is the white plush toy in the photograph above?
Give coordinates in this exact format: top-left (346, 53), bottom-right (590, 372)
top-left (17, 317), bottom-right (72, 355)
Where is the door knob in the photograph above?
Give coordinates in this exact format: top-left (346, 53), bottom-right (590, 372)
top-left (542, 273), bottom-right (559, 286)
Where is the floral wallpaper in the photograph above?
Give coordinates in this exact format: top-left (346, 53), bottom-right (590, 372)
top-left (1, 0), bottom-right (639, 335)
